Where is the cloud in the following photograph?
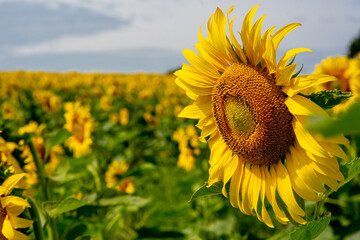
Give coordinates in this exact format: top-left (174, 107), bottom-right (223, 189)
top-left (0, 1), bottom-right (129, 49)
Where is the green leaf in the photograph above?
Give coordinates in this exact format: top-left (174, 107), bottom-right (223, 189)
top-left (290, 212), bottom-right (331, 240)
top-left (44, 198), bottom-right (86, 217)
top-left (44, 129), bottom-right (72, 159)
top-left (339, 157), bottom-right (360, 188)
top-left (98, 195), bottom-right (150, 210)
top-left (308, 99), bottom-right (360, 137)
top-left (302, 90), bottom-right (352, 110)
top-left (189, 182), bottom-right (224, 202)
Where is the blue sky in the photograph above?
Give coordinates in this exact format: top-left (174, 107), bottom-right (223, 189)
top-left (1, 0), bottom-right (359, 74)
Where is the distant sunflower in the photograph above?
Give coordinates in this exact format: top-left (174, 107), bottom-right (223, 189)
top-left (64, 102), bottom-right (94, 157)
top-left (176, 5), bottom-right (349, 227)
top-left (314, 56), bottom-right (360, 113)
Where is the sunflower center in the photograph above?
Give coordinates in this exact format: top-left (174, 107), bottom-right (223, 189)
top-left (212, 63), bottom-right (295, 165)
top-left (223, 97), bottom-right (255, 138)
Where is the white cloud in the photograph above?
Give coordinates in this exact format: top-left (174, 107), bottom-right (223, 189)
top-left (8, 0), bottom-right (360, 57)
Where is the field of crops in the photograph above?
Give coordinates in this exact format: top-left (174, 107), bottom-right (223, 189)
top-left (0, 63), bottom-right (359, 240)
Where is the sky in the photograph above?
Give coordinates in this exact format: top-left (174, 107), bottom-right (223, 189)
top-left (0, 0), bottom-right (359, 74)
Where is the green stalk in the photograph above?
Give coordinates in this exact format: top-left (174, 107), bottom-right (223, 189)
top-left (28, 140), bottom-right (58, 240)
top-left (28, 140), bottom-right (49, 200)
top-left (28, 197), bottom-right (45, 240)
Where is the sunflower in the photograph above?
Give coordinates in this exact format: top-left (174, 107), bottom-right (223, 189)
top-left (0, 173), bottom-right (33, 240)
top-left (176, 5), bottom-right (349, 227)
top-left (63, 102), bottom-right (94, 158)
top-left (19, 121), bottom-right (63, 186)
top-left (105, 160), bottom-right (135, 194)
top-left (314, 56), bottom-right (360, 113)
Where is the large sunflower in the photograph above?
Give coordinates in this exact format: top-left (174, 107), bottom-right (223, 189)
top-left (176, 5), bottom-right (349, 227)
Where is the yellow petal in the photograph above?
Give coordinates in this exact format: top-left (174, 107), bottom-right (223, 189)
top-left (10, 216), bottom-right (33, 229)
top-left (272, 163), bottom-right (305, 216)
top-left (283, 74), bottom-right (337, 97)
top-left (210, 8), bottom-right (232, 62)
top-left (290, 146), bottom-right (326, 192)
top-left (222, 154), bottom-right (238, 197)
top-left (240, 164), bottom-right (253, 215)
top-left (196, 115), bottom-right (214, 130)
top-left (13, 230), bottom-right (31, 240)
top-left (250, 15), bottom-right (267, 65)
top-left (178, 102), bottom-right (212, 119)
top-left (270, 23), bottom-right (301, 52)
top-left (2, 173), bottom-right (26, 196)
top-left (227, 8), bottom-right (247, 63)
top-left (278, 48), bottom-right (313, 69)
top-left (241, 5), bottom-right (260, 64)
top-left (276, 64), bottom-right (297, 86)
top-left (317, 141), bottom-right (348, 161)
top-left (285, 95), bottom-right (328, 117)
top-left (287, 153), bottom-right (321, 201)
top-left (264, 167), bottom-right (289, 223)
top-left (183, 49), bottom-right (220, 78)
top-left (2, 215), bottom-right (14, 239)
top-left (175, 78), bottom-right (213, 96)
top-left (1, 196), bottom-right (31, 209)
top-left (293, 120), bottom-right (330, 158)
top-left (250, 165), bottom-right (262, 221)
top-left (260, 167), bottom-right (274, 228)
top-left (229, 158), bottom-right (243, 208)
top-left (199, 122), bottom-right (217, 143)
top-left (175, 64), bottom-right (216, 87)
top-left (196, 26), bottom-right (229, 72)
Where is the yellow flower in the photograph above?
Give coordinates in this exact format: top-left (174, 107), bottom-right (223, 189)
top-left (63, 102), bottom-right (94, 157)
top-left (0, 173), bottom-right (33, 240)
top-left (1, 102), bottom-right (15, 119)
top-left (100, 95), bottom-right (112, 111)
top-left (0, 137), bottom-right (22, 174)
top-left (172, 126), bottom-right (199, 171)
top-left (33, 90), bottom-right (61, 112)
top-left (176, 5), bottom-right (348, 227)
top-left (105, 160), bottom-right (135, 194)
top-left (119, 108), bottom-right (129, 126)
top-left (314, 56), bottom-right (360, 113)
top-left (109, 112), bottom-right (119, 124)
top-left (19, 122), bottom-right (63, 185)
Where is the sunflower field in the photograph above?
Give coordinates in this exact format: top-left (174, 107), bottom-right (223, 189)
top-left (1, 4), bottom-right (360, 240)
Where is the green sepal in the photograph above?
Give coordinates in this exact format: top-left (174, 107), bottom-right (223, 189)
top-left (290, 212), bottom-right (331, 240)
top-left (301, 90), bottom-right (352, 110)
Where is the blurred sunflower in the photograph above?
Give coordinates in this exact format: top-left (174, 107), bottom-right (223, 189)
top-left (33, 90), bottom-right (61, 112)
top-left (0, 173), bottom-right (33, 240)
top-left (314, 56), bottom-right (360, 113)
top-left (0, 137), bottom-right (22, 174)
top-left (19, 121), bottom-right (64, 186)
top-left (176, 5), bottom-right (349, 227)
top-left (63, 102), bottom-right (94, 157)
top-left (105, 160), bottom-right (135, 194)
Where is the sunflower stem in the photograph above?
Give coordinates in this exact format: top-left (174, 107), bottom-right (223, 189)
top-left (314, 198), bottom-right (325, 219)
top-left (28, 140), bottom-right (49, 200)
top-left (28, 140), bottom-right (58, 240)
top-left (28, 197), bottom-right (45, 240)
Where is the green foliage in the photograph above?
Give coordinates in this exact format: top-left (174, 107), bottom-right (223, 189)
top-left (44, 129), bottom-right (72, 160)
top-left (308, 99), bottom-right (360, 137)
top-left (301, 90), bottom-right (352, 110)
top-left (190, 182), bottom-right (223, 201)
top-left (290, 213), bottom-right (331, 240)
top-left (45, 198), bottom-right (86, 217)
